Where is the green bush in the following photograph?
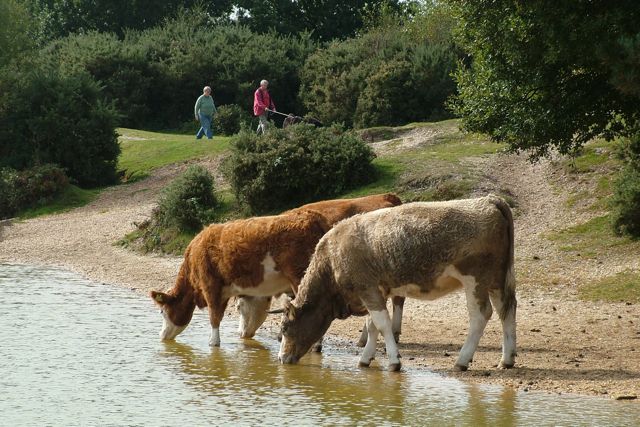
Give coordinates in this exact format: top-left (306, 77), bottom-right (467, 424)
top-left (0, 164), bottom-right (69, 219)
top-left (156, 165), bottom-right (218, 232)
top-left (226, 124), bottom-right (376, 214)
top-left (0, 68), bottom-right (120, 187)
top-left (214, 104), bottom-right (251, 136)
top-left (612, 135), bottom-right (640, 237)
top-left (300, 14), bottom-right (459, 128)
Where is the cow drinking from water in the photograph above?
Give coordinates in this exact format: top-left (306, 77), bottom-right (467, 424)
top-left (150, 194), bottom-right (401, 347)
top-left (234, 193), bottom-right (403, 344)
top-left (278, 195), bottom-right (517, 372)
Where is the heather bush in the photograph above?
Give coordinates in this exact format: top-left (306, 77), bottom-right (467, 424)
top-left (0, 164), bottom-right (69, 219)
top-left (226, 124), bottom-right (376, 214)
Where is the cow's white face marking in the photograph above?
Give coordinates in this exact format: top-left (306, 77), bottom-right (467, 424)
top-left (226, 253), bottom-right (292, 298)
top-left (159, 311), bottom-right (186, 340)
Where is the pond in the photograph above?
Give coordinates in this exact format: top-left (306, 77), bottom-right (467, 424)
top-left (1, 264), bottom-right (638, 426)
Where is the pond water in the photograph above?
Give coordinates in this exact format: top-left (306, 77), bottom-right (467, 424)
top-left (1, 263), bottom-right (638, 426)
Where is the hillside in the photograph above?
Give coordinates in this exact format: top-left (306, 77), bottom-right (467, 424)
top-left (0, 120), bottom-right (638, 398)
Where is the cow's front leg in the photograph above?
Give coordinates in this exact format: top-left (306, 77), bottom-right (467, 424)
top-left (357, 320), bottom-right (369, 347)
top-left (358, 317), bottom-right (378, 367)
top-left (207, 297), bottom-right (229, 347)
top-left (455, 279), bottom-right (491, 371)
top-left (312, 336), bottom-right (323, 353)
top-left (369, 309), bottom-right (401, 371)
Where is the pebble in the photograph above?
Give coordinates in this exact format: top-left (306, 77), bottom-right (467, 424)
top-left (613, 394), bottom-right (637, 401)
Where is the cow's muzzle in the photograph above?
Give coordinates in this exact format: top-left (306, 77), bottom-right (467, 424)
top-left (278, 353), bottom-right (299, 364)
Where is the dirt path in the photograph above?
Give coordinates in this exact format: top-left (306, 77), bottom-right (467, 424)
top-left (1, 137), bottom-right (638, 400)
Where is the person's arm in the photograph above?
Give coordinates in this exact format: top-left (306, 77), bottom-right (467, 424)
top-left (194, 95), bottom-right (202, 118)
top-left (212, 99), bottom-right (217, 115)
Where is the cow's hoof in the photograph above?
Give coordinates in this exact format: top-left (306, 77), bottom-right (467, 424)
top-left (358, 358), bottom-right (373, 368)
top-left (388, 362), bottom-right (402, 372)
top-left (393, 333), bottom-right (401, 343)
top-left (356, 339), bottom-right (367, 348)
top-left (499, 361), bottom-right (515, 369)
top-left (454, 364), bottom-right (468, 372)
top-left (312, 344), bottom-right (323, 353)
top-left (239, 332), bottom-right (255, 339)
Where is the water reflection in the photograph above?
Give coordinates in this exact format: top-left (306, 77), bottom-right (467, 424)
top-left (2, 263), bottom-right (639, 427)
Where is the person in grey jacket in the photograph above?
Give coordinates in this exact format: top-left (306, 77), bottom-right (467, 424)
top-left (194, 86), bottom-right (217, 139)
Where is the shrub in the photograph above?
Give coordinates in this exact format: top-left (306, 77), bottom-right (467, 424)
top-left (156, 165), bottom-right (218, 232)
top-left (0, 67), bottom-right (120, 187)
top-left (0, 164), bottom-right (69, 219)
top-left (300, 13), bottom-right (459, 128)
top-left (612, 134), bottom-right (640, 237)
top-left (226, 124), bottom-right (376, 214)
top-left (214, 104), bottom-right (251, 136)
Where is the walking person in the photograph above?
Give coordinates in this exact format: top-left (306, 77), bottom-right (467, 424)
top-left (194, 86), bottom-right (217, 139)
top-left (253, 79), bottom-right (276, 134)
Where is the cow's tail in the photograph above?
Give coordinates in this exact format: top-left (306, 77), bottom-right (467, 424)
top-left (489, 195), bottom-right (516, 320)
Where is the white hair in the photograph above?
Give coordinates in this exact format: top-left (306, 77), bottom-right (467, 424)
top-left (260, 80), bottom-right (268, 86)
top-left (203, 86), bottom-right (211, 93)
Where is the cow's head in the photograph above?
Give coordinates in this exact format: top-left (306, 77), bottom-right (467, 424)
top-left (150, 290), bottom-right (194, 340)
top-left (278, 295), bottom-right (350, 364)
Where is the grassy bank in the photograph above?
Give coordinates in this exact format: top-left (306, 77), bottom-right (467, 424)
top-left (117, 128), bottom-right (231, 181)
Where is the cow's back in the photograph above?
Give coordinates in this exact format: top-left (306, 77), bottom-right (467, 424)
top-left (319, 196), bottom-right (511, 292)
top-left (286, 193), bottom-right (401, 226)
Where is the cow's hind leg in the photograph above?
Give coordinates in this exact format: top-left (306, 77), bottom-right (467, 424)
top-left (489, 289), bottom-right (517, 369)
top-left (455, 276), bottom-right (492, 371)
top-left (236, 296), bottom-right (271, 338)
top-left (358, 317), bottom-right (379, 367)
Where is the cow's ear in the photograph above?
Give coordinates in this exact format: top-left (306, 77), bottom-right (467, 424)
top-left (284, 300), bottom-right (297, 321)
top-left (150, 291), bottom-right (173, 306)
top-left (333, 298), bottom-right (351, 320)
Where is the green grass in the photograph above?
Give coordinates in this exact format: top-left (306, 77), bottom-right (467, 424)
top-left (117, 128), bottom-right (231, 181)
top-left (547, 215), bottom-right (633, 255)
top-left (18, 185), bottom-right (100, 219)
top-left (579, 271), bottom-right (640, 303)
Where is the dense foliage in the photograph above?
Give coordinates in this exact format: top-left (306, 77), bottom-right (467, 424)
top-left (449, 0), bottom-right (640, 159)
top-left (214, 104), bottom-right (252, 136)
top-left (226, 124), bottom-right (376, 214)
top-left (38, 13), bottom-right (315, 129)
top-left (156, 165), bottom-right (218, 232)
top-left (300, 9), bottom-right (459, 128)
top-left (612, 134), bottom-right (640, 237)
top-left (234, 0), bottom-right (402, 41)
top-left (0, 164), bottom-right (69, 219)
top-left (0, 0), bottom-right (33, 68)
top-left (0, 68), bottom-right (120, 187)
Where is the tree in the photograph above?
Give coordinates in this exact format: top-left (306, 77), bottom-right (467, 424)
top-left (0, 0), bottom-right (34, 67)
top-left (448, 0), bottom-right (640, 159)
top-left (234, 0), bottom-right (402, 41)
top-left (21, 0), bottom-right (234, 43)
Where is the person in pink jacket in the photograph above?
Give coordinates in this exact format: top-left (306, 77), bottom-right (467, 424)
top-left (253, 79), bottom-right (276, 134)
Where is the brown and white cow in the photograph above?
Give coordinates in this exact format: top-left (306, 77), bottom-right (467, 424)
top-left (278, 195), bottom-right (517, 372)
top-left (150, 194), bottom-right (401, 347)
top-left (236, 193), bottom-right (405, 343)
